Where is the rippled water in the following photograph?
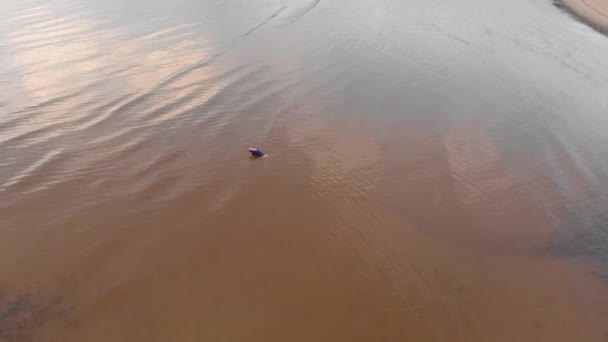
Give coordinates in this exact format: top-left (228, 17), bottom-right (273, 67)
top-left (2, 0), bottom-right (608, 340)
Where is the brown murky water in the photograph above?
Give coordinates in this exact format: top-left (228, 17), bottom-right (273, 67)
top-left (2, 0), bottom-right (608, 340)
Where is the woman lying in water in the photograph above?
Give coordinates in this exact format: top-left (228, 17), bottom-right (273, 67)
top-left (248, 147), bottom-right (266, 158)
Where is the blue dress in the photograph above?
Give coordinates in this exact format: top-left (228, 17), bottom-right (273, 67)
top-left (249, 148), bottom-right (265, 158)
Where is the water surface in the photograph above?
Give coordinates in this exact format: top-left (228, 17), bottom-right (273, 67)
top-left (2, 0), bottom-right (608, 340)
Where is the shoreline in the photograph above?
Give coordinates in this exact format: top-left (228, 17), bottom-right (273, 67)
top-left (554, 0), bottom-right (608, 35)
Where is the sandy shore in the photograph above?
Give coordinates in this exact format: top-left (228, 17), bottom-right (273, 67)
top-left (556, 0), bottom-right (608, 34)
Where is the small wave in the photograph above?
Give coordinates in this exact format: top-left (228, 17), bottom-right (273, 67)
top-left (286, 0), bottom-right (321, 23)
top-left (243, 6), bottom-right (288, 37)
top-left (138, 24), bottom-right (200, 41)
top-left (0, 149), bottom-right (64, 191)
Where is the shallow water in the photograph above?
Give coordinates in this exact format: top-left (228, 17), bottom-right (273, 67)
top-left (2, 0), bottom-right (608, 340)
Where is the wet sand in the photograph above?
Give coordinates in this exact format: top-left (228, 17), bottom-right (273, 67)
top-left (2, 0), bottom-right (608, 340)
top-left (556, 0), bottom-right (608, 33)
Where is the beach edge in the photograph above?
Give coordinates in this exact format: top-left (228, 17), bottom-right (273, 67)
top-left (553, 0), bottom-right (608, 35)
